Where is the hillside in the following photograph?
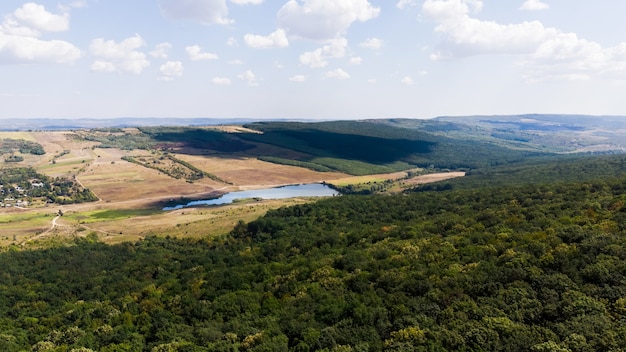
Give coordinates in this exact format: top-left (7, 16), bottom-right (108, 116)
top-left (136, 121), bottom-right (544, 175)
top-left (378, 114), bottom-right (626, 153)
top-left (2, 158), bottom-right (626, 350)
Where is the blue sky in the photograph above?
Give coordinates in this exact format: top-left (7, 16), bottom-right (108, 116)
top-left (1, 0), bottom-right (626, 119)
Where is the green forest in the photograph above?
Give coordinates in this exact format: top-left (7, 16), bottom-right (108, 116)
top-left (2, 153), bottom-right (626, 351)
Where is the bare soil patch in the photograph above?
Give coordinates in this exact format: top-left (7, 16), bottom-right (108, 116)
top-left (403, 171), bottom-right (466, 185)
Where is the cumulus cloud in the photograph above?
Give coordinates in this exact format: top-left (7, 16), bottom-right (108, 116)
top-left (0, 3), bottom-right (80, 64)
top-left (278, 0), bottom-right (380, 40)
top-left (11, 3), bottom-right (70, 35)
top-left (401, 76), bottom-right (414, 85)
top-left (396, 0), bottom-right (419, 9)
top-left (520, 0), bottom-right (549, 11)
top-left (360, 37), bottom-right (383, 50)
top-left (150, 42), bottom-right (172, 58)
top-left (159, 0), bottom-right (233, 25)
top-left (244, 29), bottom-right (289, 49)
top-left (238, 69), bottom-right (258, 86)
top-left (89, 35), bottom-right (150, 74)
top-left (159, 61), bottom-right (184, 81)
top-left (350, 56), bottom-right (363, 64)
top-left (212, 77), bottom-right (232, 85)
top-left (299, 37), bottom-right (348, 68)
top-left (325, 68), bottom-right (350, 79)
top-left (422, 0), bottom-right (626, 81)
top-left (90, 60), bottom-right (115, 73)
top-left (186, 45), bottom-right (218, 60)
top-left (0, 33), bottom-right (81, 64)
top-left (289, 75), bottom-right (307, 82)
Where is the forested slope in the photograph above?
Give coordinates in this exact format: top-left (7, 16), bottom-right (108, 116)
top-left (242, 121), bottom-right (542, 174)
top-left (2, 172), bottom-right (626, 350)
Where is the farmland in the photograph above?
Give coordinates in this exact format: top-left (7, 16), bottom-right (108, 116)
top-left (0, 124), bottom-right (466, 246)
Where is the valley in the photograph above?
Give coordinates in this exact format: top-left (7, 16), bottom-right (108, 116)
top-left (2, 116), bottom-right (626, 351)
top-left (0, 123), bottom-right (465, 246)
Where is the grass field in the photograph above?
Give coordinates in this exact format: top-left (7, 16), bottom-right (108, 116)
top-left (0, 132), bottom-right (36, 141)
top-left (0, 210), bottom-right (57, 246)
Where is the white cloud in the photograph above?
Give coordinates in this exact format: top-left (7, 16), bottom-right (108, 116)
top-left (367, 78), bottom-right (377, 84)
top-left (159, 61), bottom-right (184, 81)
top-left (360, 37), bottom-right (383, 50)
top-left (0, 3), bottom-right (80, 64)
top-left (350, 56), bottom-right (363, 64)
top-left (227, 36), bottom-right (238, 46)
top-left (229, 59), bottom-right (244, 65)
top-left (212, 77), bottom-right (232, 85)
top-left (186, 45), bottom-right (218, 60)
top-left (89, 35), bottom-right (150, 74)
top-left (289, 75), bottom-right (307, 82)
top-left (277, 0), bottom-right (380, 40)
top-left (0, 32), bottom-right (81, 64)
top-left (300, 37), bottom-right (348, 68)
top-left (159, 0), bottom-right (233, 25)
top-left (69, 1), bottom-right (88, 9)
top-left (90, 60), bottom-right (115, 72)
top-left (325, 68), bottom-right (350, 79)
top-left (150, 42), bottom-right (172, 59)
top-left (401, 76), bottom-right (414, 85)
top-left (396, 0), bottom-right (418, 9)
top-left (422, 0), bottom-right (626, 81)
top-left (423, 0), bottom-right (553, 60)
top-left (244, 29), bottom-right (289, 49)
top-left (11, 3), bottom-right (70, 34)
top-left (238, 69), bottom-right (258, 86)
top-left (230, 0), bottom-right (264, 4)
top-left (520, 0), bottom-right (549, 11)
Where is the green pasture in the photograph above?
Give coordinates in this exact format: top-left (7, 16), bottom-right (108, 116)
top-left (66, 208), bottom-right (162, 223)
top-left (0, 212), bottom-right (53, 225)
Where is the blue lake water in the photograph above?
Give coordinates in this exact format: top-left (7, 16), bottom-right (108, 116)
top-left (163, 183), bottom-right (339, 210)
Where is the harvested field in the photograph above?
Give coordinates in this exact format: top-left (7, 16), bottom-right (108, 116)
top-left (175, 154), bottom-right (348, 188)
top-left (0, 132), bottom-right (36, 141)
top-left (324, 169), bottom-right (419, 186)
top-left (403, 171), bottom-right (466, 185)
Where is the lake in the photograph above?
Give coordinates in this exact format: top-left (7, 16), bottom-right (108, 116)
top-left (163, 183), bottom-right (340, 210)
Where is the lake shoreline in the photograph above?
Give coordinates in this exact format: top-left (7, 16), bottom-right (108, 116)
top-left (163, 183), bottom-right (340, 211)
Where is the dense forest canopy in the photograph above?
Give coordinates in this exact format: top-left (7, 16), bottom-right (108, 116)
top-left (2, 162), bottom-right (626, 350)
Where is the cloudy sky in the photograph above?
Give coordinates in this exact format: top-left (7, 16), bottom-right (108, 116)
top-left (1, 0), bottom-right (626, 120)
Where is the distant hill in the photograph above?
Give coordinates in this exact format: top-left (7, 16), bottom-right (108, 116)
top-left (0, 118), bottom-right (293, 131)
top-left (376, 114), bottom-right (626, 153)
top-left (57, 121), bottom-right (546, 175)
